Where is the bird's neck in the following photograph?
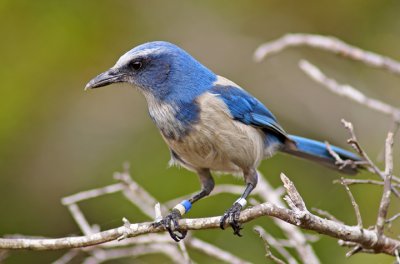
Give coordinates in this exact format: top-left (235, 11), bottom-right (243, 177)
top-left (143, 92), bottom-right (199, 141)
top-left (141, 64), bottom-right (216, 140)
top-left (160, 62), bottom-right (217, 102)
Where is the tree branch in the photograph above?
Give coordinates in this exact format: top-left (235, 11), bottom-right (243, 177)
top-left (376, 132), bottom-right (394, 236)
top-left (254, 33), bottom-right (400, 76)
top-left (254, 226), bottom-right (296, 264)
top-left (1, 174), bottom-right (399, 257)
top-left (339, 178), bottom-right (363, 229)
top-left (298, 60), bottom-right (400, 121)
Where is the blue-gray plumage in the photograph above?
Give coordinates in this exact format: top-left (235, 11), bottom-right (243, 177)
top-left (85, 41), bottom-right (362, 241)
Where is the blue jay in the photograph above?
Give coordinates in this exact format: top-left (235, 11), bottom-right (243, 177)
top-left (85, 41), bottom-right (361, 241)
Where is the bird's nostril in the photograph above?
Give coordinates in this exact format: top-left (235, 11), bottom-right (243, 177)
top-left (108, 69), bottom-right (118, 76)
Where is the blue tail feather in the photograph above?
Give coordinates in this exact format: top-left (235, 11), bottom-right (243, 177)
top-left (280, 135), bottom-right (362, 175)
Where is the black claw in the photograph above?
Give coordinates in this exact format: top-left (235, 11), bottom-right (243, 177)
top-left (155, 209), bottom-right (187, 242)
top-left (219, 203), bottom-right (244, 236)
top-left (219, 213), bottom-right (228, 229)
top-left (151, 221), bottom-right (162, 228)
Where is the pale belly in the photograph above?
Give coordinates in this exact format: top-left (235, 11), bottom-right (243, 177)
top-left (165, 93), bottom-right (270, 173)
top-left (167, 123), bottom-right (266, 173)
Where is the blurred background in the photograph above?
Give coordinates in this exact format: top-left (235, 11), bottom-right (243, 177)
top-left (1, 0), bottom-right (400, 263)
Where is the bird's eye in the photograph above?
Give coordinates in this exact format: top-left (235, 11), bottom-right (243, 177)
top-left (129, 61), bottom-right (142, 71)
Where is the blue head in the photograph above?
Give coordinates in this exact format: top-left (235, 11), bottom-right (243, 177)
top-left (85, 41), bottom-right (216, 102)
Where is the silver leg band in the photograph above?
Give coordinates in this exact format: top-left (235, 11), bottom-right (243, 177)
top-left (173, 204), bottom-right (186, 215)
top-left (235, 197), bottom-right (247, 207)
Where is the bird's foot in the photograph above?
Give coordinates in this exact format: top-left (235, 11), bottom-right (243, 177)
top-left (153, 208), bottom-right (187, 242)
top-left (219, 202), bottom-right (243, 236)
top-left (153, 200), bottom-right (193, 242)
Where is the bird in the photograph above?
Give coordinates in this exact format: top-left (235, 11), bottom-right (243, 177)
top-left (85, 41), bottom-right (361, 241)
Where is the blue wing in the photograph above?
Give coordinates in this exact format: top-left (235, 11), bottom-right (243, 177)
top-left (209, 84), bottom-right (288, 141)
top-left (208, 82), bottom-right (362, 174)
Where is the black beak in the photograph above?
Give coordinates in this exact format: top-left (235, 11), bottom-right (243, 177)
top-left (85, 69), bottom-right (125, 90)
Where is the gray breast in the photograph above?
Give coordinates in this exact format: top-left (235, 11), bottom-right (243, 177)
top-left (145, 93), bottom-right (189, 140)
top-left (165, 92), bottom-right (267, 173)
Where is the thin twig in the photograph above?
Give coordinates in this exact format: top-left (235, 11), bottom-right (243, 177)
top-left (340, 178), bottom-right (363, 229)
top-left (52, 249), bottom-right (80, 264)
top-left (256, 173), bottom-right (320, 264)
top-left (114, 170), bottom-right (161, 217)
top-left (386, 213), bottom-right (400, 224)
top-left (254, 227), bottom-right (287, 264)
top-left (281, 173), bottom-right (308, 213)
top-left (67, 204), bottom-right (95, 236)
top-left (82, 244), bottom-right (187, 264)
top-left (178, 241), bottom-right (192, 264)
top-left (336, 179), bottom-right (381, 186)
top-left (346, 245), bottom-right (362, 258)
top-left (325, 141), bottom-right (360, 171)
top-left (338, 240), bottom-right (357, 248)
top-left (61, 183), bottom-right (125, 205)
top-left (376, 132), bottom-right (394, 237)
top-left (254, 226), bottom-right (297, 264)
top-left (254, 33), bottom-right (400, 76)
top-left (299, 60), bottom-right (400, 120)
top-left (101, 233), bottom-right (172, 248)
top-left (341, 119), bottom-right (400, 197)
top-left (188, 238), bottom-right (251, 264)
top-left (102, 233), bottom-right (251, 264)
top-left (377, 120), bottom-right (400, 163)
top-left (311, 208), bottom-right (343, 224)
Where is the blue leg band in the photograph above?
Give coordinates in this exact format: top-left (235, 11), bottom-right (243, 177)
top-left (181, 200), bottom-right (192, 213)
top-left (173, 200), bottom-right (192, 215)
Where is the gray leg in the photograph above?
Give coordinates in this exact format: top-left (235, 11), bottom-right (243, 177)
top-left (220, 168), bottom-right (258, 236)
top-left (189, 168), bottom-right (215, 204)
top-left (157, 168), bottom-right (214, 242)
